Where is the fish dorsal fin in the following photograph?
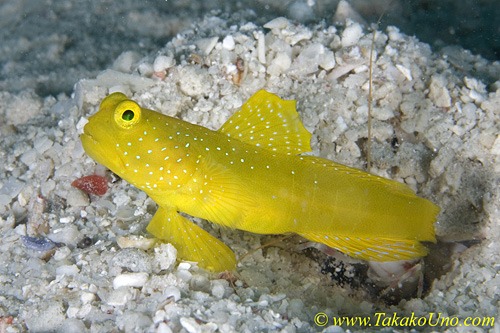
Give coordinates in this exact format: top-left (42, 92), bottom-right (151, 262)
top-left (301, 155), bottom-right (417, 196)
top-left (218, 90), bottom-right (312, 155)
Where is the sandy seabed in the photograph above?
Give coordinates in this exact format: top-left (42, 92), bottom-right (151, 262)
top-left (1, 2), bottom-right (500, 332)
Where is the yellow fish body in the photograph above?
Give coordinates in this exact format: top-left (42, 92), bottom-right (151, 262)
top-left (81, 90), bottom-right (439, 271)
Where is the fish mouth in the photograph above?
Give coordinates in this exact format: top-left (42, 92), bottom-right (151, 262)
top-left (82, 125), bottom-right (97, 143)
top-left (80, 125), bottom-right (106, 163)
top-left (80, 125), bottom-right (128, 173)
top-left (81, 124), bottom-right (105, 149)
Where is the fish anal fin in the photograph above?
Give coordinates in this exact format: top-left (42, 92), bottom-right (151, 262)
top-left (147, 207), bottom-right (236, 271)
top-left (299, 232), bottom-right (430, 262)
top-left (218, 90), bottom-right (312, 155)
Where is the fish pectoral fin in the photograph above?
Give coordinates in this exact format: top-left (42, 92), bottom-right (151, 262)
top-left (147, 207), bottom-right (236, 271)
top-left (184, 158), bottom-right (257, 229)
top-left (299, 233), bottom-right (430, 262)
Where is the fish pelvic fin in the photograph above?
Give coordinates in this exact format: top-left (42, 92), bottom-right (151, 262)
top-left (147, 207), bottom-right (236, 271)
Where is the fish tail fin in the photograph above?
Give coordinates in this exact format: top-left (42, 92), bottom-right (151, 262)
top-left (147, 207), bottom-right (236, 271)
top-left (299, 233), bottom-right (430, 262)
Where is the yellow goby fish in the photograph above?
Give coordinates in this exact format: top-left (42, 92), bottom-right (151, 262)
top-left (81, 90), bottom-right (439, 271)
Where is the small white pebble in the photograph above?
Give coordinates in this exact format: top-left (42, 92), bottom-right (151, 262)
top-left (195, 37), bottom-right (218, 55)
top-left (81, 292), bottom-right (96, 304)
top-left (176, 269), bottom-right (192, 283)
top-left (137, 62), bottom-right (154, 76)
top-left (153, 55), bottom-right (175, 72)
top-left (222, 35), bottom-right (235, 50)
top-left (17, 192), bottom-right (28, 207)
top-left (66, 188), bottom-right (90, 207)
top-left (264, 17), bottom-right (290, 31)
top-left (34, 136), bottom-right (53, 154)
top-left (341, 21), bottom-right (363, 47)
top-left (113, 51), bottom-right (140, 73)
top-left (53, 246), bottom-right (71, 261)
top-left (154, 243), bottom-right (177, 271)
top-left (107, 288), bottom-right (132, 306)
top-left (113, 272), bottom-right (149, 289)
top-left (157, 322), bottom-right (173, 333)
top-left (319, 50), bottom-right (336, 70)
top-left (180, 317), bottom-right (202, 333)
top-left (164, 286), bottom-right (181, 302)
top-left (256, 31), bottom-right (266, 64)
top-left (14, 224), bottom-right (26, 236)
top-left (177, 262), bottom-right (191, 270)
top-left (59, 216), bottom-right (75, 224)
top-left (211, 283), bottom-right (225, 299)
top-left (116, 235), bottom-right (157, 251)
top-left (49, 224), bottom-right (80, 244)
top-left (396, 64), bottom-right (413, 81)
top-left (56, 264), bottom-right (80, 276)
top-left (76, 117), bottom-right (89, 133)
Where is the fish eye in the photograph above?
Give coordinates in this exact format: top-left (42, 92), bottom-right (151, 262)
top-left (122, 110), bottom-right (135, 121)
top-left (114, 100), bottom-right (141, 128)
